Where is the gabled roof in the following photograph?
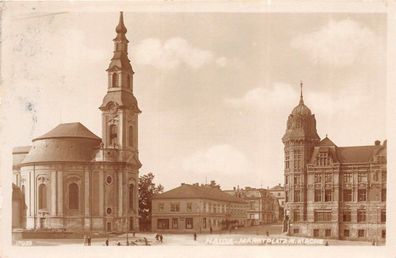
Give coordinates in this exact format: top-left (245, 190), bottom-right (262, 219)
top-left (269, 185), bottom-right (284, 191)
top-left (34, 122), bottom-right (100, 141)
top-left (318, 137), bottom-right (337, 147)
top-left (153, 184), bottom-right (246, 203)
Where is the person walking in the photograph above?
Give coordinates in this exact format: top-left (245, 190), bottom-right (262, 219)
top-left (87, 236), bottom-right (91, 246)
top-left (194, 232), bottom-right (197, 241)
top-left (210, 226), bottom-right (213, 234)
top-left (160, 234), bottom-right (163, 243)
top-left (105, 239), bottom-right (109, 246)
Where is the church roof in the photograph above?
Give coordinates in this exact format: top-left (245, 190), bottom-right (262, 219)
top-left (34, 122), bottom-right (100, 141)
top-left (291, 101), bottom-right (312, 116)
top-left (153, 184), bottom-right (246, 203)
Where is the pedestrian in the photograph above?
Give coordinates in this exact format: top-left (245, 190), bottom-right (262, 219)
top-left (87, 236), bottom-right (91, 246)
top-left (160, 234), bottom-right (163, 243)
top-left (144, 237), bottom-right (148, 246)
top-left (193, 232), bottom-right (197, 241)
top-left (266, 231), bottom-right (269, 236)
top-left (325, 241), bottom-right (329, 246)
top-left (105, 239), bottom-right (109, 246)
top-left (155, 233), bottom-right (159, 241)
top-left (117, 242), bottom-right (121, 246)
top-left (210, 226), bottom-right (213, 234)
top-left (132, 231), bottom-right (136, 237)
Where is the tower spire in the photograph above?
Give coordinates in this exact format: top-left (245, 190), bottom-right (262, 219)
top-left (299, 80), bottom-right (304, 104)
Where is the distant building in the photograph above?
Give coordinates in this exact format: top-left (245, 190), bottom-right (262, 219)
top-left (268, 184), bottom-right (285, 207)
top-left (225, 187), bottom-right (281, 225)
top-left (152, 183), bottom-right (247, 232)
top-left (282, 84), bottom-right (386, 241)
top-left (11, 13), bottom-right (141, 233)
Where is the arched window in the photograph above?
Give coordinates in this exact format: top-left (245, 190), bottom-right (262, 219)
top-left (112, 73), bottom-right (118, 87)
top-left (128, 125), bottom-right (133, 146)
top-left (129, 184), bottom-right (134, 211)
top-left (38, 184), bottom-right (47, 209)
top-left (68, 183), bottom-right (79, 210)
top-left (109, 125), bottom-right (117, 146)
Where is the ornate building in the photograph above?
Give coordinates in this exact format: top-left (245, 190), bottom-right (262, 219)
top-left (12, 12), bottom-right (141, 233)
top-left (282, 83), bottom-right (386, 241)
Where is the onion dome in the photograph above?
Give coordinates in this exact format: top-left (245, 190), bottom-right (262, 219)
top-left (291, 83), bottom-right (311, 116)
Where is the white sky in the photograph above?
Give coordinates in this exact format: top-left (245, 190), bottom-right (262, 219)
top-left (1, 11), bottom-right (386, 191)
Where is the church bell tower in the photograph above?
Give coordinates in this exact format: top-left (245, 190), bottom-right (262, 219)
top-left (99, 12), bottom-right (141, 165)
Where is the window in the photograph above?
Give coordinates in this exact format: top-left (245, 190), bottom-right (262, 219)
top-left (285, 151), bottom-right (290, 169)
top-left (358, 229), bottom-right (365, 238)
top-left (129, 217), bottom-right (134, 231)
top-left (358, 189), bottom-right (366, 202)
top-left (285, 175), bottom-right (289, 185)
top-left (344, 229), bottom-right (350, 237)
top-left (343, 173), bottom-right (352, 183)
top-left (126, 74), bottom-right (131, 89)
top-left (203, 218), bottom-right (207, 228)
top-left (109, 125), bottom-right (117, 146)
top-left (106, 208), bottom-right (112, 214)
top-left (128, 125), bottom-right (133, 147)
top-left (381, 210), bottom-right (386, 223)
top-left (293, 150), bottom-right (302, 170)
top-left (314, 174), bottom-right (321, 183)
top-left (358, 173), bottom-right (367, 183)
top-left (313, 229), bottom-right (320, 237)
top-left (294, 176), bottom-right (300, 185)
top-left (381, 171), bottom-right (386, 182)
top-left (357, 210), bottom-right (366, 223)
top-left (294, 190), bottom-right (300, 202)
top-left (343, 211), bottom-right (351, 222)
top-left (171, 203), bottom-right (180, 212)
top-left (314, 211), bottom-right (332, 222)
top-left (373, 171), bottom-right (379, 181)
top-left (38, 184), bottom-right (47, 209)
top-left (314, 189), bottom-right (322, 202)
top-left (325, 189), bottom-right (332, 202)
top-left (325, 173), bottom-right (332, 183)
top-left (106, 176), bottom-right (112, 184)
top-left (293, 210), bottom-right (300, 222)
top-left (381, 188), bottom-right (386, 202)
top-left (208, 203), bottom-right (212, 212)
top-left (187, 202), bottom-right (193, 212)
top-left (382, 230), bottom-right (386, 238)
top-left (343, 189), bottom-right (352, 202)
top-left (285, 191), bottom-right (289, 202)
top-left (112, 73), bottom-right (118, 87)
top-left (68, 183), bottom-right (79, 210)
top-left (317, 152), bottom-right (329, 166)
top-left (172, 218), bottom-right (178, 229)
top-left (129, 184), bottom-right (134, 211)
top-left (158, 203), bottom-right (164, 212)
top-left (185, 218), bottom-right (193, 229)
top-left (157, 219), bottom-right (169, 229)
top-left (111, 73), bottom-right (118, 87)
top-left (293, 228), bottom-right (299, 234)
top-left (325, 229), bottom-right (331, 237)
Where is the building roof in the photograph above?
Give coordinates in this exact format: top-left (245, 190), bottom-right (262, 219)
top-left (12, 146), bottom-right (31, 154)
top-left (269, 184), bottom-right (284, 191)
top-left (33, 122), bottom-right (100, 141)
top-left (318, 136), bottom-right (337, 147)
top-left (337, 145), bottom-right (383, 163)
top-left (153, 184), bottom-right (246, 203)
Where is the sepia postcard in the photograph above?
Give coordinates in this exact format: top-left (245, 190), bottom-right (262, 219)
top-left (1, 1), bottom-right (396, 258)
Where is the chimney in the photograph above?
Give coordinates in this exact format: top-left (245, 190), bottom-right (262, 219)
top-left (375, 140), bottom-right (381, 146)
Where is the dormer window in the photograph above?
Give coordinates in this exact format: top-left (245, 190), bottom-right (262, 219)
top-left (317, 152), bottom-right (330, 166)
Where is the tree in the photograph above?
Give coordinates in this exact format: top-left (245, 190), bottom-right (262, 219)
top-left (138, 172), bottom-right (164, 231)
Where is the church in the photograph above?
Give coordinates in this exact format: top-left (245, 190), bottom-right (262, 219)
top-left (282, 84), bottom-right (386, 241)
top-left (12, 12), bottom-right (141, 234)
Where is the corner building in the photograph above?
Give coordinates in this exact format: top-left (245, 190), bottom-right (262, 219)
top-left (12, 13), bottom-right (141, 233)
top-left (282, 86), bottom-right (386, 241)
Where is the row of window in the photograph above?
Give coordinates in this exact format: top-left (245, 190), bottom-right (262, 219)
top-left (109, 125), bottom-right (134, 147)
top-left (159, 202), bottom-right (230, 214)
top-left (292, 210), bottom-right (386, 223)
top-left (285, 188), bottom-right (386, 202)
top-left (293, 228), bottom-right (386, 239)
top-left (37, 182), bottom-right (135, 211)
top-left (157, 218), bottom-right (193, 230)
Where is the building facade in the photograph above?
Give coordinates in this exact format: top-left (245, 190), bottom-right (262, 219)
top-left (225, 187), bottom-right (281, 225)
top-left (282, 84), bottom-right (386, 241)
top-left (269, 184), bottom-right (285, 208)
top-left (12, 12), bottom-right (141, 233)
top-left (152, 183), bottom-right (247, 233)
